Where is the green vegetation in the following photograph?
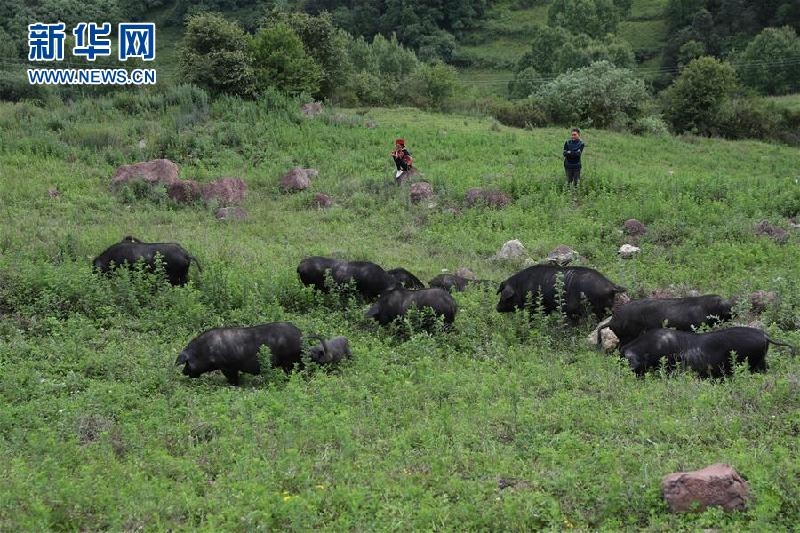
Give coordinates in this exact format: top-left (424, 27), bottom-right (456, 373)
top-left (1, 88), bottom-right (799, 529)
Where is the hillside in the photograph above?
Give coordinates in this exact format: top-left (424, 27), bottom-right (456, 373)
top-left (0, 90), bottom-right (799, 529)
top-left (455, 0), bottom-right (670, 95)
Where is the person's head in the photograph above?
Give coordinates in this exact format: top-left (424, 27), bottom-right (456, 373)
top-left (570, 128), bottom-right (580, 140)
top-left (395, 138), bottom-right (405, 148)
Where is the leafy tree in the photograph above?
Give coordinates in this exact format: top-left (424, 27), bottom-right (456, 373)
top-left (180, 13), bottom-right (255, 97)
top-left (416, 30), bottom-right (457, 63)
top-left (400, 61), bottom-right (458, 109)
top-left (250, 22), bottom-right (323, 97)
top-left (516, 25), bottom-right (634, 78)
top-left (338, 33), bottom-right (422, 105)
top-left (662, 56), bottom-right (739, 135)
top-left (735, 26), bottom-right (800, 95)
top-left (265, 10), bottom-right (350, 98)
top-left (535, 60), bottom-right (653, 128)
top-left (302, 0), bottom-right (489, 54)
top-left (547, 0), bottom-right (625, 39)
top-left (677, 40), bottom-right (706, 68)
top-left (508, 67), bottom-right (543, 99)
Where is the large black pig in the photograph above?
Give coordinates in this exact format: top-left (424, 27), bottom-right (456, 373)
top-left (496, 265), bottom-right (624, 323)
top-left (297, 256), bottom-right (342, 292)
top-left (331, 260), bottom-right (398, 300)
top-left (597, 295), bottom-right (732, 347)
top-left (366, 287), bottom-right (457, 329)
top-left (175, 322), bottom-right (303, 385)
top-left (93, 236), bottom-right (201, 286)
top-left (621, 326), bottom-right (796, 378)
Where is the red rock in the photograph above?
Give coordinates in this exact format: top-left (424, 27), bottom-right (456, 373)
top-left (623, 218), bottom-right (648, 236)
top-left (311, 193), bottom-right (333, 208)
top-left (409, 181), bottom-right (434, 203)
top-left (167, 180), bottom-right (201, 204)
top-left (111, 159), bottom-right (180, 190)
top-left (201, 177), bottom-right (247, 206)
top-left (662, 463), bottom-right (750, 513)
top-left (464, 187), bottom-right (511, 208)
top-left (280, 167), bottom-right (316, 192)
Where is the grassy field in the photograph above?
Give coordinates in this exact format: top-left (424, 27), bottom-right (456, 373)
top-left (1, 87), bottom-right (799, 530)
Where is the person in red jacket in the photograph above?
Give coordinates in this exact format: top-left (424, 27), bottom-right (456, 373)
top-left (391, 138), bottom-right (413, 179)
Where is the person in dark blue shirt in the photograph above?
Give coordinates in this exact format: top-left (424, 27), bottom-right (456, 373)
top-left (563, 128), bottom-right (585, 187)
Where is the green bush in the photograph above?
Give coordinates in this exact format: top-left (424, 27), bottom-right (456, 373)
top-left (735, 26), bottom-right (800, 96)
top-left (535, 61), bottom-right (653, 128)
top-left (0, 70), bottom-right (46, 103)
top-left (662, 56), bottom-right (740, 135)
top-left (180, 13), bottom-right (256, 98)
top-left (251, 22), bottom-right (323, 97)
top-left (399, 62), bottom-right (458, 110)
top-left (489, 98), bottom-right (548, 129)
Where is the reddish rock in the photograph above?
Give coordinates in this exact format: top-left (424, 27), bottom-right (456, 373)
top-left (167, 180), bottom-right (201, 204)
top-left (215, 207), bottom-right (248, 220)
top-left (280, 167), bottom-right (317, 192)
top-left (623, 218), bottom-right (648, 237)
top-left (311, 193), bottom-right (333, 208)
top-left (662, 463), bottom-right (750, 513)
top-left (749, 290), bottom-right (778, 314)
top-left (111, 159), bottom-right (180, 190)
top-left (409, 181), bottom-right (434, 203)
top-left (201, 177), bottom-right (247, 206)
top-left (755, 220), bottom-right (789, 244)
top-left (464, 187), bottom-right (511, 208)
top-left (395, 167), bottom-right (420, 185)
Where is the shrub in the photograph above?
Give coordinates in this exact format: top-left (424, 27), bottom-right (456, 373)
top-left (399, 62), bottom-right (458, 110)
top-left (490, 98), bottom-right (548, 129)
top-left (251, 22), bottom-right (323, 97)
top-left (180, 13), bottom-right (255, 98)
top-left (735, 26), bottom-right (800, 96)
top-left (662, 56), bottom-right (739, 135)
top-left (629, 115), bottom-right (671, 137)
top-left (535, 60), bottom-right (653, 128)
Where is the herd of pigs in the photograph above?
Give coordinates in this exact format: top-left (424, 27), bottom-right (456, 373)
top-left (91, 236), bottom-right (797, 385)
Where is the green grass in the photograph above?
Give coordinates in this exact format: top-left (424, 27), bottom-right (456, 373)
top-left (618, 18), bottom-right (669, 54)
top-left (0, 90), bottom-right (799, 529)
top-left (766, 94), bottom-right (800, 112)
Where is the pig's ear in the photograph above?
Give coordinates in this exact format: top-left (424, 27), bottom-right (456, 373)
top-left (500, 284), bottom-right (515, 299)
top-left (175, 352), bottom-right (189, 365)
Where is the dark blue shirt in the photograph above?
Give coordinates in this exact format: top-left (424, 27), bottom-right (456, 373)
top-left (563, 139), bottom-right (585, 169)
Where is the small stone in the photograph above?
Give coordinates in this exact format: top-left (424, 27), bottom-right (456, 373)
top-left (618, 244), bottom-right (641, 258)
top-left (546, 245), bottom-right (578, 266)
top-left (311, 193), bottom-right (333, 208)
top-left (496, 240), bottom-right (526, 260)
